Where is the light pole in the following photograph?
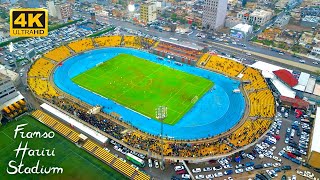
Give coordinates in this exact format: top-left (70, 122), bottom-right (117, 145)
top-left (156, 106), bottom-right (167, 170)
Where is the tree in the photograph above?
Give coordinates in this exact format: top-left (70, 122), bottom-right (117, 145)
top-left (171, 13), bottom-right (178, 22)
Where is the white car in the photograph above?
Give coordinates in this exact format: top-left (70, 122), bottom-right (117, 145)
top-left (235, 168), bottom-right (243, 174)
top-left (213, 166), bottom-right (222, 171)
top-left (203, 167), bottom-right (212, 172)
top-left (273, 163), bottom-right (281, 167)
top-left (174, 166), bottom-right (184, 172)
top-left (223, 164), bottom-right (232, 169)
top-left (313, 61), bottom-right (319, 65)
top-left (292, 175), bottom-right (296, 180)
top-left (245, 166), bottom-right (254, 172)
top-left (247, 154), bottom-right (255, 160)
top-left (192, 168), bottom-right (201, 173)
top-left (205, 174), bottom-right (214, 179)
top-left (299, 60), bottom-right (306, 63)
top-left (214, 172), bottom-right (223, 177)
top-left (235, 164), bottom-right (244, 169)
top-left (182, 174), bottom-right (191, 179)
top-left (148, 159), bottom-right (153, 168)
top-left (195, 175), bottom-right (204, 179)
top-left (154, 160), bottom-right (159, 168)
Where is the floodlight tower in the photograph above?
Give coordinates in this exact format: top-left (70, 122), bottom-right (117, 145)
top-left (156, 106), bottom-right (167, 170)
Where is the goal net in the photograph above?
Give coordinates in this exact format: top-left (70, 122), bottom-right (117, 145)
top-left (191, 96), bottom-right (199, 104)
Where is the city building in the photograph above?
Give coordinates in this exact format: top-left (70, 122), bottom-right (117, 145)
top-left (20, 0), bottom-right (40, 8)
top-left (202, 0), bottom-right (228, 31)
top-left (47, 1), bottom-right (57, 17)
top-left (56, 3), bottom-right (73, 20)
top-left (47, 1), bottom-right (73, 20)
top-left (301, 6), bottom-right (320, 18)
top-left (230, 23), bottom-right (253, 39)
top-left (248, 9), bottom-right (273, 26)
top-left (0, 73), bottom-right (26, 119)
top-left (299, 32), bottom-right (314, 47)
top-left (274, 15), bottom-right (290, 28)
top-left (140, 3), bottom-right (157, 24)
top-left (0, 73), bottom-right (19, 105)
top-left (237, 9), bottom-right (273, 26)
top-left (300, 16), bottom-right (320, 27)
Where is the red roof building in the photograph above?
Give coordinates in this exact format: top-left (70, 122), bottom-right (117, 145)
top-left (280, 96), bottom-right (309, 110)
top-left (273, 69), bottom-right (298, 87)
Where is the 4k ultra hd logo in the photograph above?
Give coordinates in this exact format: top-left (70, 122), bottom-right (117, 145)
top-left (10, 9), bottom-right (48, 37)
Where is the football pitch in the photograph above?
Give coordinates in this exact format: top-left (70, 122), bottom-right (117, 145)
top-left (72, 54), bottom-right (213, 125)
top-left (0, 115), bottom-right (126, 180)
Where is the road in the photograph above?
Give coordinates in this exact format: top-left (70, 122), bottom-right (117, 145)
top-left (108, 17), bottom-right (320, 74)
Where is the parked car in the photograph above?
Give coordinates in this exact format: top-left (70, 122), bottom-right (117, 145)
top-left (192, 168), bottom-right (201, 173)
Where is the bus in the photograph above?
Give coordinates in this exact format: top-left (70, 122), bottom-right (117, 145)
top-left (126, 153), bottom-right (145, 167)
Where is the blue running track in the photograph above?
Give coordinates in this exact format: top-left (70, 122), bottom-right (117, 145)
top-left (53, 48), bottom-right (245, 140)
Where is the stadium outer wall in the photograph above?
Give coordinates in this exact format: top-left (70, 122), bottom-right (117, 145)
top-left (28, 39), bottom-right (274, 162)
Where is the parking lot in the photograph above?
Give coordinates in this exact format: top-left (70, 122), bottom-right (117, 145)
top-left (169, 106), bottom-right (319, 180)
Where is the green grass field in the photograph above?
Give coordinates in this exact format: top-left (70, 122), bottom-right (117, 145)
top-left (0, 115), bottom-right (127, 180)
top-left (72, 54), bottom-right (213, 125)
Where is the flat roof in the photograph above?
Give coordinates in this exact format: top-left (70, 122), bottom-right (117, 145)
top-left (0, 64), bottom-right (19, 82)
top-left (270, 78), bottom-right (296, 98)
top-left (313, 83), bottom-right (320, 96)
top-left (0, 92), bottom-right (24, 110)
top-left (311, 107), bottom-right (320, 153)
top-left (40, 103), bottom-right (108, 144)
top-left (250, 61), bottom-right (292, 79)
top-left (305, 78), bottom-right (316, 94)
top-left (231, 23), bottom-right (252, 33)
top-left (293, 72), bottom-right (310, 91)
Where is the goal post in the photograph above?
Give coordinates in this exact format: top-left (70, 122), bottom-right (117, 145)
top-left (191, 96), bottom-right (198, 104)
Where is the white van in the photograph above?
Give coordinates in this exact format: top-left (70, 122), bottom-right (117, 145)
top-left (148, 159), bottom-right (152, 168)
top-left (281, 107), bottom-right (285, 113)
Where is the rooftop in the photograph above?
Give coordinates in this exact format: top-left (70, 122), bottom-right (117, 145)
top-left (273, 69), bottom-right (298, 87)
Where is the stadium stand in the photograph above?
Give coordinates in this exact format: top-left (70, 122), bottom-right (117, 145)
top-left (28, 78), bottom-right (59, 98)
top-left (28, 58), bottom-right (55, 78)
top-left (123, 35), bottom-right (142, 49)
top-left (94, 147), bottom-right (116, 164)
top-left (204, 55), bottom-right (245, 77)
top-left (31, 110), bottom-right (150, 180)
top-left (113, 159), bottom-right (136, 177)
top-left (229, 118), bottom-right (272, 147)
top-left (67, 38), bottom-right (95, 53)
top-left (94, 36), bottom-right (122, 47)
top-left (242, 67), bottom-right (268, 91)
top-left (43, 46), bottom-right (72, 62)
top-left (249, 89), bottom-right (275, 118)
top-left (153, 40), bottom-right (203, 63)
top-left (134, 172), bottom-right (151, 180)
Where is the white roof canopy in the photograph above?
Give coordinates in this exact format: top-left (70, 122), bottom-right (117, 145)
top-left (40, 103), bottom-right (108, 144)
top-left (270, 78), bottom-right (296, 98)
top-left (311, 107), bottom-right (320, 153)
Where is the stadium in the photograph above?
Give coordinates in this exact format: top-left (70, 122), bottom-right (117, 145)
top-left (26, 35), bottom-right (275, 177)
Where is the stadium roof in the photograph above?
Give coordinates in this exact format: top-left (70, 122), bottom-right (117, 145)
top-left (160, 38), bottom-right (204, 51)
top-left (250, 61), bottom-right (292, 79)
top-left (40, 103), bottom-right (108, 144)
top-left (273, 69), bottom-right (298, 87)
top-left (270, 78), bottom-right (296, 98)
top-left (311, 106), bottom-right (320, 153)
